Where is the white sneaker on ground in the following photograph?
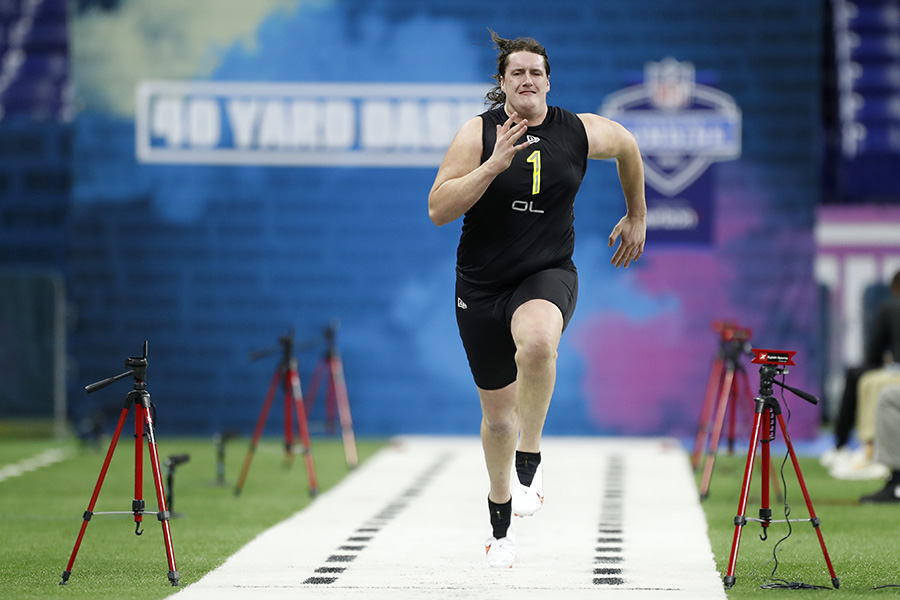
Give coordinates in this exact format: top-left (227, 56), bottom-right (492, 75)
top-left (485, 533), bottom-right (515, 568)
top-left (819, 446), bottom-right (853, 469)
top-left (512, 463), bottom-right (543, 517)
top-left (830, 458), bottom-right (890, 480)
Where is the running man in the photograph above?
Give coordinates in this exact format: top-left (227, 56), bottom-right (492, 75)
top-left (428, 30), bottom-right (647, 568)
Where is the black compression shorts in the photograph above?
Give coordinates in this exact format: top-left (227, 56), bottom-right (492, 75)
top-left (455, 265), bottom-right (578, 390)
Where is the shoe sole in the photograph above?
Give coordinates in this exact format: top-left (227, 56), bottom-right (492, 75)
top-left (485, 543), bottom-right (515, 568)
top-left (513, 494), bottom-right (543, 517)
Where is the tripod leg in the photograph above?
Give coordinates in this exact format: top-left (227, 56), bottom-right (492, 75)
top-left (305, 360), bottom-right (327, 430)
top-left (139, 401), bottom-right (180, 586)
top-left (699, 365), bottom-right (735, 499)
top-left (724, 405), bottom-right (765, 588)
top-left (737, 369), bottom-right (782, 500)
top-left (133, 403), bottom-right (145, 535)
top-left (283, 369), bottom-right (296, 466)
top-left (776, 413), bottom-right (840, 588)
top-left (325, 369), bottom-right (337, 435)
top-left (287, 361), bottom-right (319, 496)
top-left (692, 357), bottom-right (725, 469)
top-left (60, 403), bottom-right (132, 585)
top-left (235, 369), bottom-right (280, 496)
top-left (758, 408), bottom-right (773, 540)
top-left (329, 355), bottom-right (358, 469)
top-left (728, 373), bottom-right (738, 455)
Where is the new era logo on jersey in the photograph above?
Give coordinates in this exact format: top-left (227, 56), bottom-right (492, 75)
top-left (457, 297), bottom-right (468, 309)
top-left (526, 135), bottom-right (541, 145)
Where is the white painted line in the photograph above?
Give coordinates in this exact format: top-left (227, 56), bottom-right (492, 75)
top-left (0, 448), bottom-right (71, 483)
top-left (173, 437), bottom-right (726, 599)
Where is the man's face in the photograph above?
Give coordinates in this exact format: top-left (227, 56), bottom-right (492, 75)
top-left (501, 51), bottom-right (549, 113)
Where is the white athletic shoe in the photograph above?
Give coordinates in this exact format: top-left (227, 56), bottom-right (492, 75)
top-left (830, 458), bottom-right (890, 481)
top-left (485, 533), bottom-right (516, 568)
top-left (819, 446), bottom-right (852, 469)
top-left (512, 463), bottom-right (544, 517)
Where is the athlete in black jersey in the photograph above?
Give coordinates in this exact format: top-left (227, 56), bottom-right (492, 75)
top-left (428, 31), bottom-right (646, 569)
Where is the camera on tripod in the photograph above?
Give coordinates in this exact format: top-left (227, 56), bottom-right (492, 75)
top-left (716, 322), bottom-right (754, 359)
top-left (750, 348), bottom-right (796, 367)
top-left (748, 348), bottom-right (818, 405)
top-left (720, 323), bottom-right (752, 343)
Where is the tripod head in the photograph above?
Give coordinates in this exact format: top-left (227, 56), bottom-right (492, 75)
top-left (165, 454), bottom-right (191, 469)
top-left (249, 326), bottom-right (318, 363)
top-left (751, 348), bottom-right (818, 405)
top-left (713, 321), bottom-right (754, 363)
top-left (323, 318), bottom-right (341, 354)
top-left (85, 341), bottom-right (149, 394)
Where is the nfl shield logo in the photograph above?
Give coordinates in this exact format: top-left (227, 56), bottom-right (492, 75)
top-left (647, 58), bottom-right (694, 111)
top-left (600, 57), bottom-right (742, 197)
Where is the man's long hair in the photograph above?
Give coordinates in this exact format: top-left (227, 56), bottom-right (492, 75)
top-left (485, 30), bottom-right (551, 109)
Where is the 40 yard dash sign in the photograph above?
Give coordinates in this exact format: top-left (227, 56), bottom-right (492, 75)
top-left (135, 81), bottom-right (489, 167)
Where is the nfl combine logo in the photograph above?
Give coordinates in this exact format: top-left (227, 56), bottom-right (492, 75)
top-left (600, 57), bottom-right (742, 197)
top-left (599, 58), bottom-right (742, 243)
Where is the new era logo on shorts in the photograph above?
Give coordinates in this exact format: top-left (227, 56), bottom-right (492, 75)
top-left (457, 297), bottom-right (468, 309)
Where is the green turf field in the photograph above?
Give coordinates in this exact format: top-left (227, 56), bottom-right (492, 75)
top-left (0, 435), bottom-right (385, 599)
top-left (1, 435), bottom-right (899, 599)
top-left (698, 448), bottom-right (900, 597)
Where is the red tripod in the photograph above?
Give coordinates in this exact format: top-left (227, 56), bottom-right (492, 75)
top-left (723, 349), bottom-right (839, 589)
top-left (694, 323), bottom-right (756, 498)
top-left (304, 322), bottom-right (358, 469)
top-left (693, 321), bottom-right (737, 469)
top-left (234, 330), bottom-right (318, 497)
top-left (60, 342), bottom-right (179, 586)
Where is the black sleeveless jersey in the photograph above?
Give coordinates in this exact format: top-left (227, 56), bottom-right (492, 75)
top-left (456, 106), bottom-right (588, 290)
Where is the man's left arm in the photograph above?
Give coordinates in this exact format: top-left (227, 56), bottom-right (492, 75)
top-left (578, 113), bottom-right (647, 268)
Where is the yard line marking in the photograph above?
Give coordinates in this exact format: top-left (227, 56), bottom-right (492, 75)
top-left (0, 448), bottom-right (71, 483)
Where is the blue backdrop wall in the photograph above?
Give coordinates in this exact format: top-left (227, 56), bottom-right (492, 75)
top-left (66, 0), bottom-right (823, 439)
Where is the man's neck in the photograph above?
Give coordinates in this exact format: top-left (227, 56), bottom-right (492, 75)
top-left (505, 103), bottom-right (548, 126)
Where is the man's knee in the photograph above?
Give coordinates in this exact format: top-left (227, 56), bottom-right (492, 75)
top-left (511, 300), bottom-right (562, 369)
top-left (515, 333), bottom-right (558, 370)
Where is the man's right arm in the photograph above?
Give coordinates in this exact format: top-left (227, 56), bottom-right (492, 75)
top-left (428, 113), bottom-right (531, 226)
top-left (428, 117), bottom-right (488, 226)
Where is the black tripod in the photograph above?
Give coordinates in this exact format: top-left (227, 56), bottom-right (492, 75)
top-left (212, 430), bottom-right (239, 486)
top-left (723, 349), bottom-right (838, 589)
top-left (60, 342), bottom-right (179, 586)
top-left (234, 328), bottom-right (318, 497)
top-left (164, 454), bottom-right (190, 516)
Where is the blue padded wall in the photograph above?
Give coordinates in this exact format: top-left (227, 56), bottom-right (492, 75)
top-left (66, 0), bottom-right (823, 438)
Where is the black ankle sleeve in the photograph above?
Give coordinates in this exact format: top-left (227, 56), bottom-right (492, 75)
top-left (515, 450), bottom-right (541, 487)
top-left (488, 497), bottom-right (512, 539)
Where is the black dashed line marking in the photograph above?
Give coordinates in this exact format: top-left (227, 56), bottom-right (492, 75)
top-left (594, 556), bottom-right (623, 564)
top-left (593, 454), bottom-right (626, 586)
top-left (303, 452), bottom-right (450, 586)
top-left (303, 576), bottom-right (337, 584)
top-left (325, 555), bottom-right (356, 563)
